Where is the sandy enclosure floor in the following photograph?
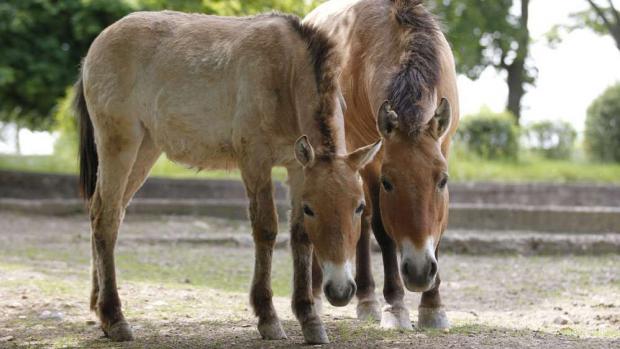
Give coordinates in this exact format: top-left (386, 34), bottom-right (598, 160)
top-left (0, 212), bottom-right (619, 348)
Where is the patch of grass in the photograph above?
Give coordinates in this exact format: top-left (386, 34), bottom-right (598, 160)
top-left (3, 152), bottom-right (620, 182)
top-left (448, 153), bottom-right (620, 183)
top-left (1, 277), bottom-right (81, 297)
top-left (0, 243), bottom-right (293, 297)
top-left (0, 154), bottom-right (288, 180)
top-left (113, 246), bottom-right (293, 296)
top-left (334, 321), bottom-right (401, 342)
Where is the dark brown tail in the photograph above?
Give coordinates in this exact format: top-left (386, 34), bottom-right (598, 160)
top-left (75, 76), bottom-right (98, 200)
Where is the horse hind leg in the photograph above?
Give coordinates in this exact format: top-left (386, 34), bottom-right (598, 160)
top-left (122, 132), bottom-right (161, 207)
top-left (89, 117), bottom-right (144, 341)
top-left (89, 129), bottom-right (159, 312)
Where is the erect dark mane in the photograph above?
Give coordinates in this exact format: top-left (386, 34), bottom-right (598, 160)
top-left (387, 0), bottom-right (441, 137)
top-left (270, 13), bottom-right (340, 158)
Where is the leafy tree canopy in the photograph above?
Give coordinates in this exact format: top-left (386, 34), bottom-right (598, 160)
top-left (548, 0), bottom-right (620, 51)
top-left (137, 0), bottom-right (321, 16)
top-left (0, 0), bottom-right (322, 131)
top-left (0, 0), bottom-right (132, 130)
top-left (431, 0), bottom-right (534, 121)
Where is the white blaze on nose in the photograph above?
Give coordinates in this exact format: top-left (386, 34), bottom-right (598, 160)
top-left (322, 260), bottom-right (354, 290)
top-left (401, 237), bottom-right (436, 267)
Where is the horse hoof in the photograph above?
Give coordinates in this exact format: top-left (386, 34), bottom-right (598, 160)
top-left (418, 307), bottom-right (450, 329)
top-left (302, 322), bottom-right (329, 344)
top-left (106, 319), bottom-right (134, 342)
top-left (380, 304), bottom-right (413, 330)
top-left (258, 319), bottom-right (287, 340)
top-left (357, 298), bottom-right (381, 322)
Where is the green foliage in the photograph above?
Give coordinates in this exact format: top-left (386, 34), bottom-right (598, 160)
top-left (525, 120), bottom-right (576, 160)
top-left (547, 1), bottom-right (620, 51)
top-left (136, 0), bottom-right (322, 17)
top-left (430, 0), bottom-right (533, 82)
top-left (0, 0), bottom-right (132, 131)
top-left (52, 88), bottom-right (78, 161)
top-left (456, 108), bottom-right (520, 160)
top-left (0, 0), bottom-right (324, 132)
top-left (585, 83), bottom-right (620, 162)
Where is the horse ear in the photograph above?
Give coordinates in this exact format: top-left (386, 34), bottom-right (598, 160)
top-left (294, 135), bottom-right (315, 167)
top-left (431, 98), bottom-right (452, 138)
top-left (377, 101), bottom-right (399, 138)
top-left (348, 139), bottom-right (382, 170)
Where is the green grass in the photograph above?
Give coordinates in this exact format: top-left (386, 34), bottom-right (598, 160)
top-left (449, 155), bottom-right (620, 183)
top-left (0, 154), bottom-right (288, 181)
top-left (1, 243), bottom-right (293, 297)
top-left (1, 152), bottom-right (619, 183)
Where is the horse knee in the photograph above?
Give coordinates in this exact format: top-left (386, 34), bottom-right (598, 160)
top-left (253, 228), bottom-right (277, 246)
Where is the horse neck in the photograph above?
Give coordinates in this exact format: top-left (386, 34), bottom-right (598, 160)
top-left (338, 2), bottom-right (409, 147)
top-left (292, 64), bottom-right (347, 157)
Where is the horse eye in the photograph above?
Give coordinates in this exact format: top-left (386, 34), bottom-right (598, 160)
top-left (381, 177), bottom-right (393, 192)
top-left (303, 204), bottom-right (315, 217)
top-left (355, 203), bottom-right (366, 214)
top-left (438, 175), bottom-right (449, 190)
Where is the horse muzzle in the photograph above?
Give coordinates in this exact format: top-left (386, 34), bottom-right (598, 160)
top-left (322, 261), bottom-right (356, 307)
top-left (400, 239), bottom-right (438, 292)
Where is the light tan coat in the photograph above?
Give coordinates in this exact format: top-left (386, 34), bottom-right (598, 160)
top-left (77, 11), bottom-right (381, 344)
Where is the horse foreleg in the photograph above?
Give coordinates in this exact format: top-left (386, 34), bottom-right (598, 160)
top-left (241, 168), bottom-right (286, 340)
top-left (372, 214), bottom-right (412, 330)
top-left (311, 253), bottom-right (323, 315)
top-left (418, 250), bottom-right (449, 329)
top-left (288, 167), bottom-right (329, 344)
top-left (355, 200), bottom-right (381, 322)
top-left (364, 170), bottom-right (412, 330)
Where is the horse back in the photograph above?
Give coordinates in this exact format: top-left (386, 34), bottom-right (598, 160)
top-left (82, 11), bottom-right (307, 169)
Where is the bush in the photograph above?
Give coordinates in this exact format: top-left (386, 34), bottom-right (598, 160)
top-left (585, 84), bottom-right (620, 162)
top-left (456, 108), bottom-right (519, 160)
top-left (52, 88), bottom-right (78, 160)
top-left (525, 120), bottom-right (576, 159)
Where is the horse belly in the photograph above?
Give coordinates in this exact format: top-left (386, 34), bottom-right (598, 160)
top-left (146, 86), bottom-right (238, 169)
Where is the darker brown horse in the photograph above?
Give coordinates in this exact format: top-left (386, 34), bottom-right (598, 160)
top-left (305, 0), bottom-right (459, 329)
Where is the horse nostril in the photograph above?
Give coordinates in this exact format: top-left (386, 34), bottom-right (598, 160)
top-left (324, 281), bottom-right (334, 299)
top-left (428, 260), bottom-right (438, 278)
top-left (348, 281), bottom-right (357, 299)
top-left (402, 260), bottom-right (413, 276)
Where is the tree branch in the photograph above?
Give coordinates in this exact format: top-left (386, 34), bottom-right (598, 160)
top-left (606, 0), bottom-right (620, 24)
top-left (587, 0), bottom-right (615, 31)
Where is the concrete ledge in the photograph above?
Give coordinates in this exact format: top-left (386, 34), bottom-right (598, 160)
top-left (448, 203), bottom-right (620, 233)
top-left (122, 231), bottom-right (620, 255)
top-left (2, 198), bottom-right (618, 234)
top-left (2, 170), bottom-right (620, 207)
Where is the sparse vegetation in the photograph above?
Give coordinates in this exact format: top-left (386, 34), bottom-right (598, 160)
top-left (1, 212), bottom-right (618, 348)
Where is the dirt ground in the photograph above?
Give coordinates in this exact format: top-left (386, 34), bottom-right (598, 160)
top-left (0, 212), bottom-right (618, 348)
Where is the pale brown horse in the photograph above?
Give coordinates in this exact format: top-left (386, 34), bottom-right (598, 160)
top-left (75, 11), bottom-right (381, 344)
top-left (305, 0), bottom-right (459, 330)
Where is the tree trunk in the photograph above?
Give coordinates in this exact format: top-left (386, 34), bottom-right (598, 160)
top-left (612, 26), bottom-right (620, 51)
top-left (504, 0), bottom-right (530, 124)
top-left (15, 124), bottom-right (21, 155)
top-left (506, 62), bottom-right (525, 123)
top-left (586, 0), bottom-right (620, 51)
